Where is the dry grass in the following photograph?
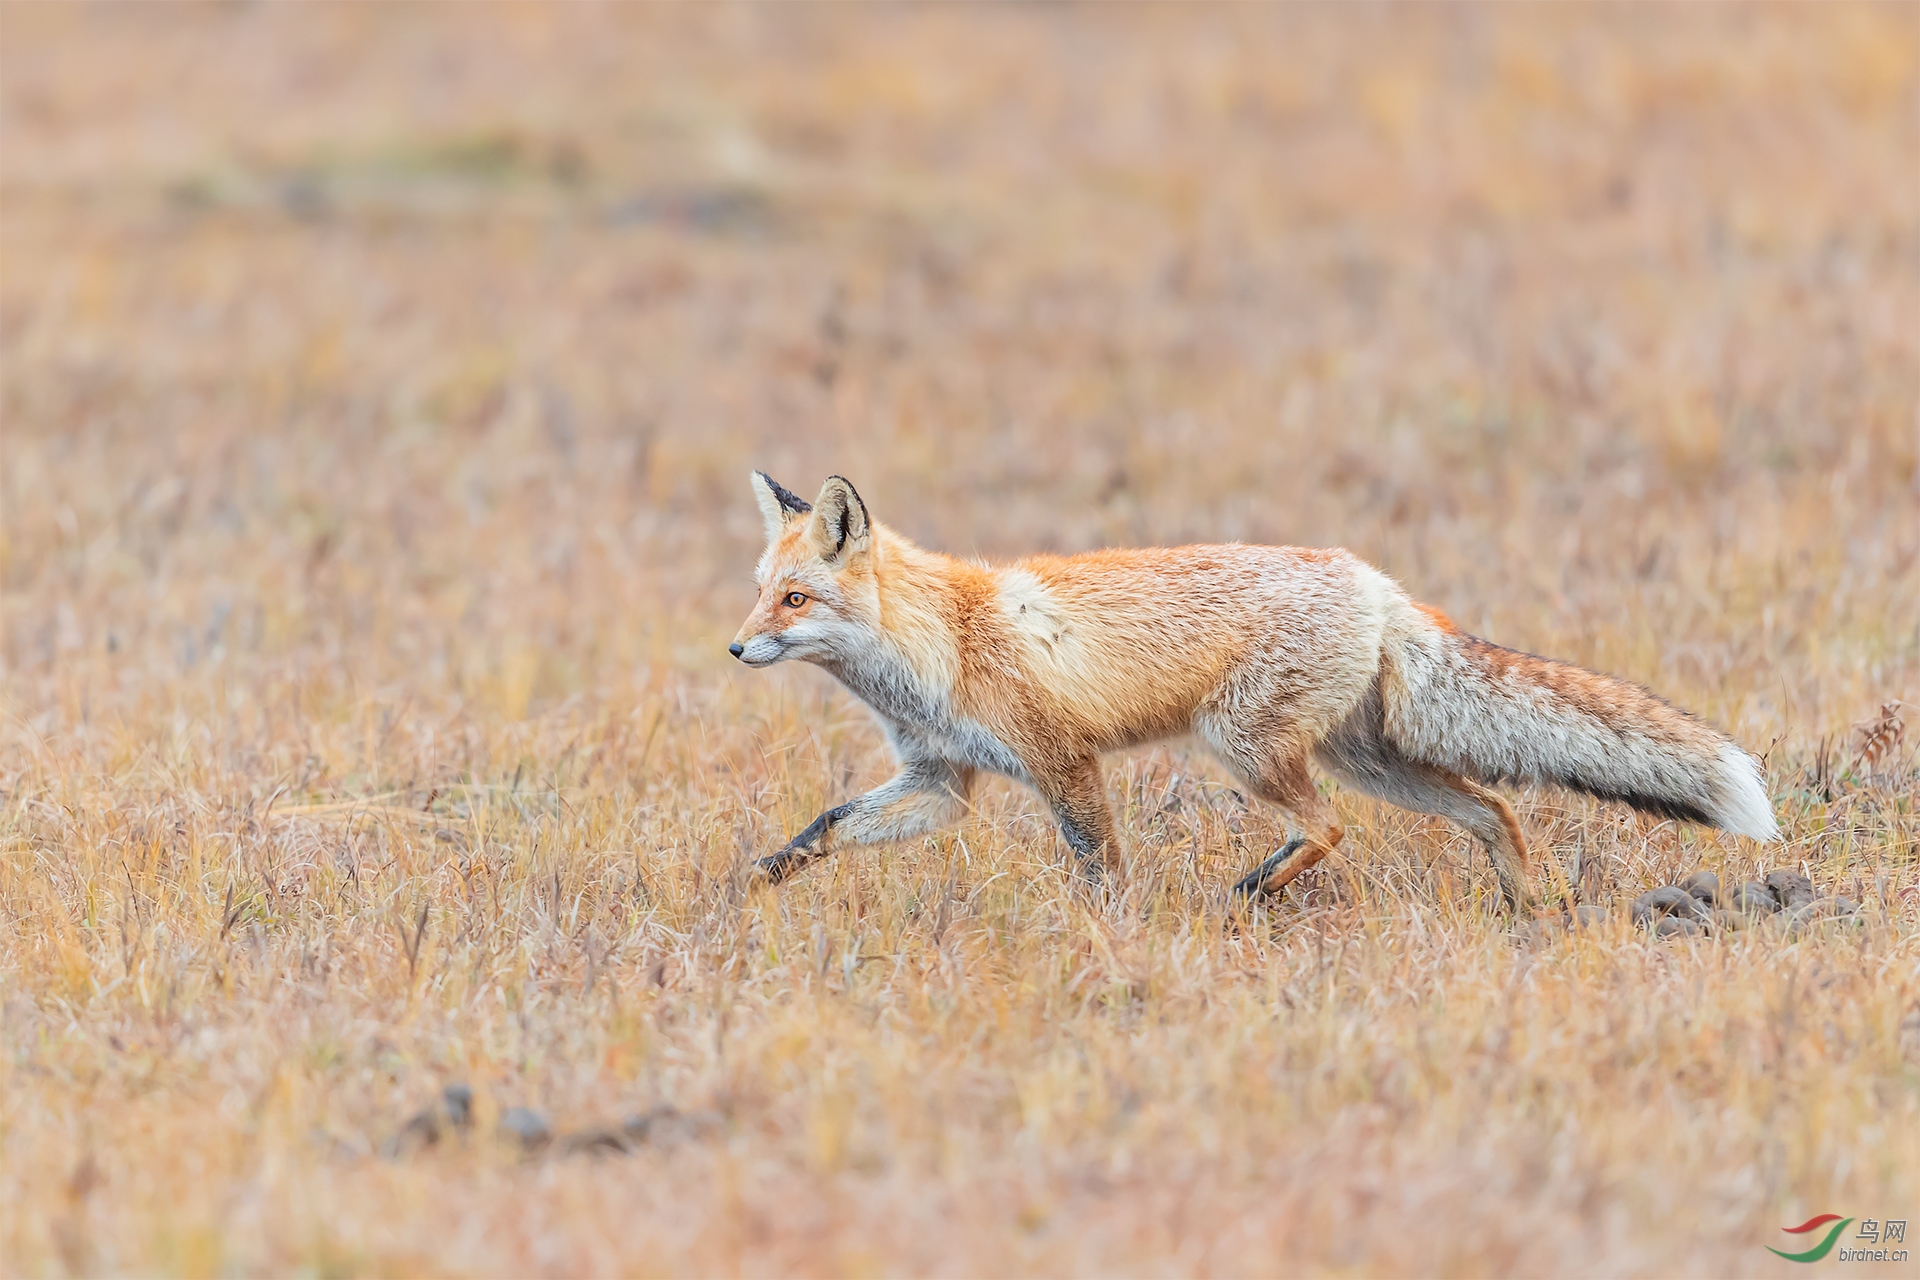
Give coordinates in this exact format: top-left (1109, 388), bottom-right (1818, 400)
top-left (3, 5), bottom-right (1919, 1276)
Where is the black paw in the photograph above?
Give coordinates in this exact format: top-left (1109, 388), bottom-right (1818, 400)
top-left (749, 803), bottom-right (852, 887)
top-left (1231, 837), bottom-right (1306, 899)
top-left (749, 849), bottom-right (803, 885)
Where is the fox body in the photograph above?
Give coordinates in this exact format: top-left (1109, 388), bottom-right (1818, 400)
top-left (731, 473), bottom-right (1779, 908)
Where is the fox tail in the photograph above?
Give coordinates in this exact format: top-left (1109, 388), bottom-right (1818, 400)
top-left (1384, 614), bottom-right (1779, 840)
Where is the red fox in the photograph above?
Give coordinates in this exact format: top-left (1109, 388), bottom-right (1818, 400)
top-left (730, 473), bottom-right (1779, 910)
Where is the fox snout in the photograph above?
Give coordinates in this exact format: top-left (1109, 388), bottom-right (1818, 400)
top-left (729, 630), bottom-right (787, 667)
top-left (731, 586), bottom-right (798, 665)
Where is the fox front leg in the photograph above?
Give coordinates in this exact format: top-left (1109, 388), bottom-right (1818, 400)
top-left (753, 800), bottom-right (855, 884)
top-left (752, 759), bottom-right (974, 885)
top-left (1035, 756), bottom-right (1121, 884)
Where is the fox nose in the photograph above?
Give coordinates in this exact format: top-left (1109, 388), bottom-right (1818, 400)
top-left (728, 642), bottom-right (745, 659)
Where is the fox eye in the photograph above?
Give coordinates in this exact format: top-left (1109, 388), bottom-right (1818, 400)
top-left (783, 591), bottom-right (808, 608)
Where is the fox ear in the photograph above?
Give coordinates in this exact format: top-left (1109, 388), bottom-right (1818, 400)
top-left (808, 475), bottom-right (871, 563)
top-left (749, 471), bottom-right (811, 544)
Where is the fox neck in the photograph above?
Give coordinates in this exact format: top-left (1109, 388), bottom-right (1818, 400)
top-left (812, 525), bottom-right (965, 729)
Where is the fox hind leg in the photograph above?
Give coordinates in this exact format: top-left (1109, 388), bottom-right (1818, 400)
top-left (1451, 776), bottom-right (1533, 913)
top-left (1201, 737), bottom-right (1346, 901)
top-left (1320, 754), bottom-right (1534, 913)
top-left (1230, 837), bottom-right (1307, 899)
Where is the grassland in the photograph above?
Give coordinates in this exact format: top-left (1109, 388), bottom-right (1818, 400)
top-left (3, 5), bottom-right (1918, 1275)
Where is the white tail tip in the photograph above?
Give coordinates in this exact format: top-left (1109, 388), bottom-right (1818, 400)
top-left (1714, 743), bottom-right (1780, 842)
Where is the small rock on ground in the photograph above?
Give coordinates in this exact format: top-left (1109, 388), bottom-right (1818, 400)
top-left (1681, 871), bottom-right (1719, 905)
top-left (381, 1081), bottom-right (477, 1158)
top-left (1767, 897), bottom-right (1864, 939)
top-left (1764, 870), bottom-right (1815, 910)
top-left (1728, 881), bottom-right (1778, 915)
top-left (499, 1106), bottom-right (552, 1152)
top-left (623, 1105), bottom-right (722, 1145)
top-left (1571, 905), bottom-right (1610, 931)
top-left (558, 1127), bottom-right (631, 1156)
top-left (1631, 886), bottom-right (1708, 927)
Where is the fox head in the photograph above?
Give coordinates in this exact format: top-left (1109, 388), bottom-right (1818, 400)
top-left (730, 472), bottom-right (877, 667)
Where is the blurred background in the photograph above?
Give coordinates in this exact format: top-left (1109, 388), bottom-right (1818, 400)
top-left (5, 9), bottom-right (1919, 1275)
top-left (3, 1), bottom-right (1916, 758)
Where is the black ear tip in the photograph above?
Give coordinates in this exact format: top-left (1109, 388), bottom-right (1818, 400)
top-left (823, 475), bottom-right (866, 511)
top-left (756, 471), bottom-right (812, 517)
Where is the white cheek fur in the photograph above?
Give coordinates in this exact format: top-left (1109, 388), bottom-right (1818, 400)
top-left (775, 612), bottom-right (845, 652)
top-left (740, 635), bottom-right (788, 664)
